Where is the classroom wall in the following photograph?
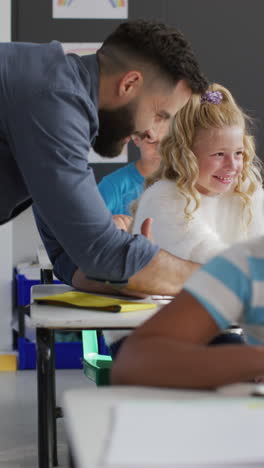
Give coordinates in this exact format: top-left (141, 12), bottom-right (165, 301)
top-left (12, 209), bottom-right (42, 266)
top-left (165, 0), bottom-right (264, 156)
top-left (0, 0), bottom-right (13, 351)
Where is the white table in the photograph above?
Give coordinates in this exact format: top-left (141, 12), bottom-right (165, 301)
top-left (31, 284), bottom-right (159, 330)
top-left (63, 385), bottom-right (264, 468)
top-left (30, 284), bottom-right (161, 468)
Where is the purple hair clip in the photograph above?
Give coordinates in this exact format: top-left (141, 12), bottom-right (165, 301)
top-left (201, 90), bottom-right (223, 104)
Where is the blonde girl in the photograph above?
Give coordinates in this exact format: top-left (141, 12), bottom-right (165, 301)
top-left (132, 83), bottom-right (264, 263)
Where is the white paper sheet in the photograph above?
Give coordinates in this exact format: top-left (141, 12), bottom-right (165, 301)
top-left (104, 399), bottom-right (264, 466)
top-left (53, 0), bottom-right (128, 19)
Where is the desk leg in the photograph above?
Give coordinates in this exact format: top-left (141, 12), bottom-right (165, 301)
top-left (36, 328), bottom-right (58, 468)
top-left (69, 447), bottom-right (76, 468)
top-left (51, 333), bottom-right (58, 467)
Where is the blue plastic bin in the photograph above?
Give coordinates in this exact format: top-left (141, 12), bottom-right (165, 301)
top-left (97, 333), bottom-right (110, 355)
top-left (16, 273), bottom-right (61, 306)
top-left (15, 272), bottom-right (83, 369)
top-left (18, 337), bottom-right (83, 369)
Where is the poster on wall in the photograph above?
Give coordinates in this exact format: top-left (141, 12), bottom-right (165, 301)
top-left (62, 42), bottom-right (128, 163)
top-left (53, 0), bottom-right (128, 19)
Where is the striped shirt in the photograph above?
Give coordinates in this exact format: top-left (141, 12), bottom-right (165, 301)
top-left (184, 236), bottom-right (264, 345)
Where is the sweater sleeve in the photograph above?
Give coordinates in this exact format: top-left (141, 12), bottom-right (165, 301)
top-left (132, 182), bottom-right (228, 264)
top-left (8, 89), bottom-right (159, 282)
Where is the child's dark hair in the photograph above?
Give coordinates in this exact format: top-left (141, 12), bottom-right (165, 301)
top-left (98, 20), bottom-right (208, 93)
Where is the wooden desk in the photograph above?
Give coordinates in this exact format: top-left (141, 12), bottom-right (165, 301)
top-left (63, 386), bottom-right (264, 468)
top-left (30, 284), bottom-right (160, 468)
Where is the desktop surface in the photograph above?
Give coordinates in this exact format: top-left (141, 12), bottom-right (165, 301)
top-left (63, 386), bottom-right (264, 468)
top-left (30, 284), bottom-right (160, 329)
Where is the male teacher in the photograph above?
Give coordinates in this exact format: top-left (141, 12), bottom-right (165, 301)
top-left (0, 20), bottom-right (207, 295)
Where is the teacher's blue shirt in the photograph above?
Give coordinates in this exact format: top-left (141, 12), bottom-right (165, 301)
top-left (0, 41), bottom-right (159, 284)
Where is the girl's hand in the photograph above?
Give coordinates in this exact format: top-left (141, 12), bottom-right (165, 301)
top-left (140, 217), bottom-right (153, 242)
top-left (112, 214), bottom-right (133, 232)
top-left (113, 215), bottom-right (154, 243)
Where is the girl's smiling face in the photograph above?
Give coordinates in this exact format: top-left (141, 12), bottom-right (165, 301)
top-left (193, 125), bottom-right (244, 196)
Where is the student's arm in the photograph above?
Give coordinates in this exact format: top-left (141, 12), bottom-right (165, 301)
top-left (112, 243), bottom-right (264, 388)
top-left (111, 289), bottom-right (264, 389)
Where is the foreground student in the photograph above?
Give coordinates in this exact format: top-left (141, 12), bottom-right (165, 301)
top-left (111, 235), bottom-right (264, 389)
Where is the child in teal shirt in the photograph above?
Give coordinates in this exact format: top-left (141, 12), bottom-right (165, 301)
top-left (98, 137), bottom-right (161, 215)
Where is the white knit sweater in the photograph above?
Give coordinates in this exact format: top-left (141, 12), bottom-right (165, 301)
top-left (132, 179), bottom-right (264, 263)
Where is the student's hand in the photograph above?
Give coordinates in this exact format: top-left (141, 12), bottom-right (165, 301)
top-left (140, 218), bottom-right (153, 242)
top-left (112, 214), bottom-right (133, 232)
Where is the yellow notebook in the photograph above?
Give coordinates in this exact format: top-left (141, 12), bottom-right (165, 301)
top-left (35, 291), bottom-right (156, 313)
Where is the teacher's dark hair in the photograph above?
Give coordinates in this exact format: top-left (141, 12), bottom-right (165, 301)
top-left (98, 20), bottom-right (208, 93)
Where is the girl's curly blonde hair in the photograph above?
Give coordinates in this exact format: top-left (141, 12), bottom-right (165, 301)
top-left (144, 83), bottom-right (263, 226)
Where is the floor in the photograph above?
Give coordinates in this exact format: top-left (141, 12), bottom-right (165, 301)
top-left (0, 369), bottom-right (94, 468)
